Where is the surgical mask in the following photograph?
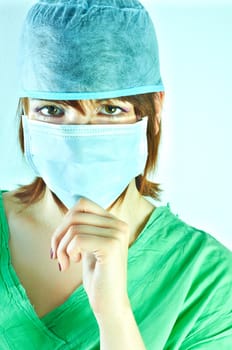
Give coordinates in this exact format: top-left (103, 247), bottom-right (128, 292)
top-left (22, 116), bottom-right (148, 209)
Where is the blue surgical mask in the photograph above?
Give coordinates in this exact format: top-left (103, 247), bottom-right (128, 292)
top-left (22, 116), bottom-right (148, 209)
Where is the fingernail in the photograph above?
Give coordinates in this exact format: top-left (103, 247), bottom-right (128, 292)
top-left (58, 262), bottom-right (62, 272)
top-left (50, 248), bottom-right (54, 259)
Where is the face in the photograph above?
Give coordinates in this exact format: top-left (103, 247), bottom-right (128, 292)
top-left (27, 98), bottom-right (139, 125)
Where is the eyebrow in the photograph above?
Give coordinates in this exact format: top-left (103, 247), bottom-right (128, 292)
top-left (98, 99), bottom-right (121, 103)
top-left (30, 98), bottom-right (126, 104)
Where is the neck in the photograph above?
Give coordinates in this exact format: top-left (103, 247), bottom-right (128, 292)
top-left (20, 180), bottom-right (155, 245)
top-left (109, 180), bottom-right (155, 245)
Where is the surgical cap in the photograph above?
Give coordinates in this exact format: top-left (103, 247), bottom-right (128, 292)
top-left (18, 0), bottom-right (164, 100)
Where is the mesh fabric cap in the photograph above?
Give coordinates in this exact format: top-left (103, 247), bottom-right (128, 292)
top-left (19, 0), bottom-right (164, 100)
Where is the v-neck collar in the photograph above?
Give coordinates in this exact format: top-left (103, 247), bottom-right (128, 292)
top-left (0, 190), bottom-right (170, 341)
top-left (0, 191), bottom-right (89, 344)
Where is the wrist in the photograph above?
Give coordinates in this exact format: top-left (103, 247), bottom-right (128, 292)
top-left (96, 306), bottom-right (146, 350)
top-left (94, 297), bottom-right (132, 325)
top-left (95, 307), bottom-right (134, 331)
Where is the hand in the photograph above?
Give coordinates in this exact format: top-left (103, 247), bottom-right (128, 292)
top-left (51, 198), bottom-right (131, 318)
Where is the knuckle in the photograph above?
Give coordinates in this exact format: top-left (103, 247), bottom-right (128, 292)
top-left (66, 244), bottom-right (74, 255)
top-left (77, 197), bottom-right (88, 209)
top-left (66, 237), bottom-right (80, 255)
top-left (75, 234), bottom-right (83, 246)
top-left (70, 252), bottom-right (81, 262)
top-left (69, 225), bottom-right (78, 236)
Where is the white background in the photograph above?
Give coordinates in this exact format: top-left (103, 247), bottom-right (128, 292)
top-left (0, 0), bottom-right (231, 249)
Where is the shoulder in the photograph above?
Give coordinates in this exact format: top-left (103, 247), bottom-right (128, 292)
top-left (141, 205), bottom-right (232, 288)
top-left (144, 207), bottom-right (232, 347)
top-left (145, 205), bottom-right (231, 257)
top-left (0, 190), bottom-right (25, 239)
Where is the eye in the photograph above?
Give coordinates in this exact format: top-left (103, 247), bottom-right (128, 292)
top-left (37, 105), bottom-right (64, 117)
top-left (99, 105), bottom-right (127, 116)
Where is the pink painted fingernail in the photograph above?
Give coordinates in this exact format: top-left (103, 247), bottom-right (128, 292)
top-left (58, 263), bottom-right (62, 272)
top-left (50, 248), bottom-right (54, 259)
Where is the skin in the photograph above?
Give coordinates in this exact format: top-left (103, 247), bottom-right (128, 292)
top-left (28, 98), bottom-right (139, 125)
top-left (3, 93), bottom-right (164, 349)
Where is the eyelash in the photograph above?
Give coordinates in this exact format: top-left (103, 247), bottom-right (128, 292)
top-left (36, 105), bottom-right (64, 118)
top-left (35, 104), bottom-right (129, 118)
top-left (99, 105), bottom-right (128, 116)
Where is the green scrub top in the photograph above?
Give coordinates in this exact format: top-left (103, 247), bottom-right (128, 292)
top-left (0, 191), bottom-right (232, 349)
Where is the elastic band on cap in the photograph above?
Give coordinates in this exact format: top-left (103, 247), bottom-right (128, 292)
top-left (19, 85), bottom-right (165, 100)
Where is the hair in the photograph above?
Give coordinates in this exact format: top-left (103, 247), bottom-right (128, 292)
top-left (14, 93), bottom-right (163, 211)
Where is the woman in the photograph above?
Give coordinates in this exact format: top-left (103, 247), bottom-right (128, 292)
top-left (1, 0), bottom-right (232, 349)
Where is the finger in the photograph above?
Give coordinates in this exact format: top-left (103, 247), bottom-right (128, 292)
top-left (56, 226), bottom-right (81, 269)
top-left (70, 252), bottom-right (82, 263)
top-left (51, 209), bottom-right (125, 257)
top-left (72, 197), bottom-right (111, 216)
top-left (56, 224), bottom-right (120, 268)
top-left (58, 236), bottom-right (84, 271)
top-left (58, 251), bottom-right (82, 272)
top-left (57, 212), bottom-right (116, 237)
top-left (66, 234), bottom-right (121, 263)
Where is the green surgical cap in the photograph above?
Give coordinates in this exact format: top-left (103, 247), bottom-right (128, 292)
top-left (18, 0), bottom-right (164, 100)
